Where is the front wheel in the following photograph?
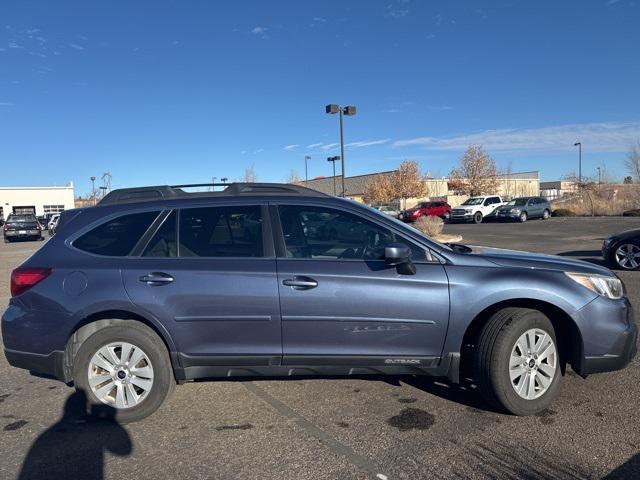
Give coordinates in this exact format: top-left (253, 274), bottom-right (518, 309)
top-left (72, 321), bottom-right (175, 423)
top-left (519, 212), bottom-right (528, 223)
top-left (613, 242), bottom-right (640, 270)
top-left (474, 308), bottom-right (562, 415)
top-left (473, 212), bottom-right (483, 224)
top-left (443, 211), bottom-right (451, 222)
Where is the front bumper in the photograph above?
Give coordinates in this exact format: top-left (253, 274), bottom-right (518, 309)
top-left (450, 212), bottom-right (473, 222)
top-left (496, 211), bottom-right (520, 220)
top-left (576, 296), bottom-right (637, 375)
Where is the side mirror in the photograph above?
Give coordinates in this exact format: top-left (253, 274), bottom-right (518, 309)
top-left (385, 243), bottom-right (416, 275)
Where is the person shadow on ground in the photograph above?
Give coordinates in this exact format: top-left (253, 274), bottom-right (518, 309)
top-left (18, 389), bottom-right (132, 480)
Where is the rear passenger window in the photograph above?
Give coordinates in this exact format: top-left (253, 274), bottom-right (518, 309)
top-left (143, 211), bottom-right (177, 257)
top-left (74, 211), bottom-right (159, 256)
top-left (178, 206), bottom-right (263, 257)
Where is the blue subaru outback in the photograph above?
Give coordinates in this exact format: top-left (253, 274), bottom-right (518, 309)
top-left (2, 183), bottom-right (636, 422)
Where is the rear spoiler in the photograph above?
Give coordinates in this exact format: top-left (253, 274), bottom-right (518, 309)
top-left (55, 208), bottom-right (85, 233)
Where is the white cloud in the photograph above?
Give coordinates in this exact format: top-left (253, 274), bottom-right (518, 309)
top-left (0, 101), bottom-right (14, 106)
top-left (283, 144), bottom-right (299, 151)
top-left (393, 121), bottom-right (640, 153)
top-left (345, 139), bottom-right (390, 148)
top-left (306, 143), bottom-right (323, 148)
top-left (251, 26), bottom-right (268, 35)
top-left (69, 43), bottom-right (85, 50)
top-left (427, 105), bottom-right (453, 111)
top-left (382, 109), bottom-right (400, 113)
top-left (8, 42), bottom-right (23, 49)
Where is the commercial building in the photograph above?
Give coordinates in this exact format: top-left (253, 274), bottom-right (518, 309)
top-left (303, 171), bottom-right (540, 208)
top-left (0, 182), bottom-right (75, 220)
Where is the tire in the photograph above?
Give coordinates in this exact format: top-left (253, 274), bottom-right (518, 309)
top-left (612, 241), bottom-right (640, 270)
top-left (72, 321), bottom-right (175, 423)
top-left (3, 237), bottom-right (9, 243)
top-left (519, 212), bottom-right (528, 223)
top-left (474, 308), bottom-right (563, 416)
top-left (542, 209), bottom-right (550, 220)
top-left (443, 211), bottom-right (451, 222)
top-left (473, 212), bottom-right (483, 224)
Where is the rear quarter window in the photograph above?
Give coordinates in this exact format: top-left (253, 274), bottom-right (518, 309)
top-left (73, 211), bottom-right (159, 256)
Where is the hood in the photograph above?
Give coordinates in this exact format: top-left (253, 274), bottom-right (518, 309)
top-left (608, 228), bottom-right (640, 243)
top-left (465, 245), bottom-right (614, 276)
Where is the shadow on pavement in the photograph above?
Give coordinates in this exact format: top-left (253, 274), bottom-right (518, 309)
top-left (18, 390), bottom-right (132, 480)
top-left (602, 453), bottom-right (640, 479)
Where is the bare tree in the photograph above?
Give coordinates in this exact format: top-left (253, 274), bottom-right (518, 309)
top-left (625, 142), bottom-right (640, 182)
top-left (243, 165), bottom-right (257, 183)
top-left (449, 145), bottom-right (500, 196)
top-left (284, 169), bottom-right (301, 184)
top-left (363, 174), bottom-right (393, 205)
top-left (390, 160), bottom-right (427, 210)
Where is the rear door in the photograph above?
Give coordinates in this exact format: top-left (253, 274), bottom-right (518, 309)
top-left (273, 202), bottom-right (450, 365)
top-left (121, 204), bottom-right (282, 366)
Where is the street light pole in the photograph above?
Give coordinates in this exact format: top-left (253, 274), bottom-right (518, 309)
top-left (574, 142), bottom-right (582, 184)
top-left (304, 155), bottom-right (311, 186)
top-left (90, 176), bottom-right (96, 206)
top-left (221, 177), bottom-right (228, 184)
top-left (597, 167), bottom-right (601, 185)
top-left (326, 104), bottom-right (356, 197)
top-left (327, 156), bottom-right (340, 196)
top-left (212, 177), bottom-right (217, 191)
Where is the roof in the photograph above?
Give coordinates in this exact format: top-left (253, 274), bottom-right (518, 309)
top-left (304, 171), bottom-right (395, 196)
top-left (98, 182), bottom-right (328, 206)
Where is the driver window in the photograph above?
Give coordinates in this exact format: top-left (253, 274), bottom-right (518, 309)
top-left (483, 198), bottom-right (491, 206)
top-left (278, 205), bottom-right (427, 261)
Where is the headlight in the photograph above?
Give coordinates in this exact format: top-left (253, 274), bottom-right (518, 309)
top-left (565, 272), bottom-right (623, 300)
top-left (510, 208), bottom-right (520, 213)
top-left (465, 208), bottom-right (472, 213)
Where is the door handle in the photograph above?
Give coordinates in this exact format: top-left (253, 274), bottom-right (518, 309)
top-left (139, 272), bottom-right (174, 286)
top-left (282, 276), bottom-right (318, 290)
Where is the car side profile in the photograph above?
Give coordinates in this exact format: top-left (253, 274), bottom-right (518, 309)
top-left (450, 195), bottom-right (503, 224)
top-left (496, 196), bottom-right (551, 222)
top-left (2, 183), bottom-right (636, 422)
top-left (401, 201), bottom-right (451, 222)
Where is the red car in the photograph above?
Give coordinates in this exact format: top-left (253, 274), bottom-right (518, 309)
top-left (402, 201), bottom-right (451, 222)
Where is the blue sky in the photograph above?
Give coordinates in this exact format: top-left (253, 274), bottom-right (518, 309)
top-left (1, 1), bottom-right (639, 194)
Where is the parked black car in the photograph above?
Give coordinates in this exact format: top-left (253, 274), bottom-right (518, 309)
top-left (3, 214), bottom-right (44, 242)
top-left (603, 228), bottom-right (640, 270)
top-left (496, 197), bottom-right (551, 222)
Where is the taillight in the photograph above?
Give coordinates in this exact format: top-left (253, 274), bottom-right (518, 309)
top-left (2, 224), bottom-right (6, 231)
top-left (10, 267), bottom-right (52, 297)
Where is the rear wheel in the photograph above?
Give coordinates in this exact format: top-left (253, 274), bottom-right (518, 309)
top-left (542, 209), bottom-right (550, 220)
top-left (72, 321), bottom-right (175, 423)
top-left (473, 212), bottom-right (483, 224)
top-left (474, 308), bottom-right (562, 415)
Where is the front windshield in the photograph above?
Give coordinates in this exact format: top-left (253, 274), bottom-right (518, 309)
top-left (506, 198), bottom-right (528, 206)
top-left (461, 198), bottom-right (484, 206)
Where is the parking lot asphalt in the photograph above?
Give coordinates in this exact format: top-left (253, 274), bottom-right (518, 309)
top-left (1, 217), bottom-right (639, 480)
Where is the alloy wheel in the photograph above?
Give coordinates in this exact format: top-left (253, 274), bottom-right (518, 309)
top-left (615, 243), bottom-right (640, 270)
top-left (509, 328), bottom-right (557, 400)
top-left (88, 342), bottom-right (154, 409)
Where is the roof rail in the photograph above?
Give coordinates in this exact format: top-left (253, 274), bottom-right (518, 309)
top-left (98, 182), bottom-right (327, 205)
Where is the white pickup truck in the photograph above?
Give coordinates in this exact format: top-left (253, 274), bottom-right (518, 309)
top-left (450, 195), bottom-right (504, 224)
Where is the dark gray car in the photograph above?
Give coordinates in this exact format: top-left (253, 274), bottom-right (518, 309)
top-left (496, 197), bottom-right (551, 222)
top-left (2, 183), bottom-right (636, 422)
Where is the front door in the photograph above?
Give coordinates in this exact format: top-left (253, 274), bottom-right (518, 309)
top-left (273, 203), bottom-right (450, 366)
top-left (122, 205), bottom-right (282, 366)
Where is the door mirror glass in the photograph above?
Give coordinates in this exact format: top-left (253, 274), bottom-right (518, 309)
top-left (384, 242), bottom-right (411, 265)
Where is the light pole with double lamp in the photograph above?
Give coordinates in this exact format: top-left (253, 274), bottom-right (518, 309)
top-left (90, 176), bottom-right (96, 205)
top-left (327, 156), bottom-right (341, 196)
top-left (325, 104), bottom-right (356, 197)
top-left (574, 142), bottom-right (582, 184)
